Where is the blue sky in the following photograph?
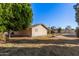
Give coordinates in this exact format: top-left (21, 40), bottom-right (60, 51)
top-left (31, 3), bottom-right (77, 29)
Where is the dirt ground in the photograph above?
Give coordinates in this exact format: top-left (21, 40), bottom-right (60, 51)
top-left (0, 34), bottom-right (79, 56)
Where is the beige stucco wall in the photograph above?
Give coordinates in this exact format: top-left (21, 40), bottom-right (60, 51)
top-left (32, 25), bottom-right (47, 37)
top-left (13, 25), bottom-right (48, 37)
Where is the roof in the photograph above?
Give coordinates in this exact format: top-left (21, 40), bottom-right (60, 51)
top-left (31, 24), bottom-right (48, 30)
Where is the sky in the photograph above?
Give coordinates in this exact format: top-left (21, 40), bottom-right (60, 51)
top-left (31, 3), bottom-right (77, 29)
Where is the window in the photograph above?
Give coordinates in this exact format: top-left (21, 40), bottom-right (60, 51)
top-left (35, 29), bottom-right (38, 32)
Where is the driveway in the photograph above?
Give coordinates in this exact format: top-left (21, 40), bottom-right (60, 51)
top-left (50, 33), bottom-right (79, 40)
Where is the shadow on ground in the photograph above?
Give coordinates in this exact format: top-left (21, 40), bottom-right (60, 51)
top-left (1, 38), bottom-right (79, 56)
top-left (7, 39), bottom-right (79, 44)
top-left (0, 46), bottom-right (79, 56)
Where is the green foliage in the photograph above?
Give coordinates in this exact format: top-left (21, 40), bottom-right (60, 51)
top-left (74, 4), bottom-right (79, 25)
top-left (0, 3), bottom-right (33, 32)
top-left (74, 4), bottom-right (79, 37)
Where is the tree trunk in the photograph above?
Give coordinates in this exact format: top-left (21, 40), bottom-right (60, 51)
top-left (76, 27), bottom-right (79, 37)
top-left (0, 31), bottom-right (11, 43)
top-left (3, 31), bottom-right (10, 43)
top-left (7, 31), bottom-right (11, 42)
top-left (2, 32), bottom-right (7, 43)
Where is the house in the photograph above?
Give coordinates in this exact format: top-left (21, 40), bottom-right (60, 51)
top-left (13, 24), bottom-right (48, 37)
top-left (64, 26), bottom-right (74, 33)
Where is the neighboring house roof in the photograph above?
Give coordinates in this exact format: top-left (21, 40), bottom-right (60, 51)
top-left (32, 24), bottom-right (48, 30)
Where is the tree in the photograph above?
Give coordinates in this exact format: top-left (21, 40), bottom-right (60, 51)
top-left (75, 27), bottom-right (79, 37)
top-left (48, 27), bottom-right (51, 34)
top-left (51, 26), bottom-right (56, 33)
top-left (0, 3), bottom-right (33, 41)
top-left (74, 3), bottom-right (79, 37)
top-left (74, 3), bottom-right (79, 26)
top-left (57, 27), bottom-right (62, 33)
